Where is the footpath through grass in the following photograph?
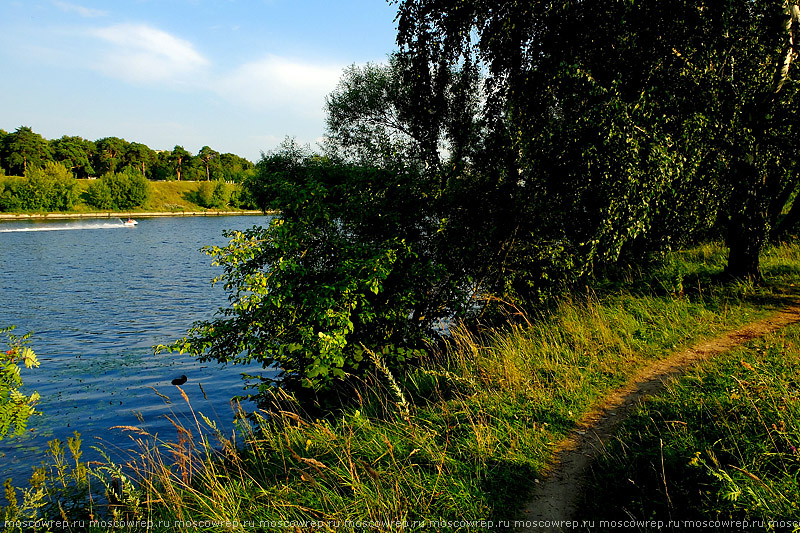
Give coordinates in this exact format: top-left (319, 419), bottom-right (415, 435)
top-left (580, 325), bottom-right (800, 530)
top-left (3, 242), bottom-right (800, 532)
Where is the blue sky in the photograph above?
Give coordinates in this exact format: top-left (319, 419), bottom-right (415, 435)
top-left (0, 0), bottom-right (400, 162)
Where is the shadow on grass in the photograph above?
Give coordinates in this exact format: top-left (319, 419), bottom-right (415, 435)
top-left (481, 459), bottom-right (540, 521)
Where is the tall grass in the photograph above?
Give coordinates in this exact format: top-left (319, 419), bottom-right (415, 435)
top-left (581, 325), bottom-right (800, 525)
top-left (3, 242), bottom-right (800, 531)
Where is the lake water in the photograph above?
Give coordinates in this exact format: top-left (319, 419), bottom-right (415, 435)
top-left (0, 215), bottom-right (271, 485)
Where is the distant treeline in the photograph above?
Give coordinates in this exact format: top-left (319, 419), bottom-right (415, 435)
top-left (0, 126), bottom-right (254, 182)
top-left (0, 163), bottom-right (255, 212)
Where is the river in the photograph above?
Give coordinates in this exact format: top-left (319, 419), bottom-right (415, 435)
top-left (0, 215), bottom-right (271, 485)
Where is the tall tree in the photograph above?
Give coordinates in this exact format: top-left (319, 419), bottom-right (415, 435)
top-left (124, 142), bottom-right (157, 178)
top-left (325, 57), bottom-right (429, 167)
top-left (217, 152), bottom-right (254, 182)
top-left (50, 136), bottom-right (95, 178)
top-left (95, 137), bottom-right (129, 174)
top-left (197, 146), bottom-right (219, 181)
top-left (395, 0), bottom-right (800, 282)
top-left (168, 145), bottom-right (192, 181)
top-left (1, 127), bottom-right (52, 176)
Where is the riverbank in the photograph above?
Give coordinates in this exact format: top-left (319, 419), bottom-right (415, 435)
top-left (4, 241), bottom-right (799, 531)
top-left (0, 178), bottom-right (271, 218)
top-left (0, 210), bottom-right (265, 220)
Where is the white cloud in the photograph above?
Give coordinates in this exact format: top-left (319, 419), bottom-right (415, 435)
top-left (53, 1), bottom-right (108, 18)
top-left (215, 55), bottom-right (343, 117)
top-left (89, 23), bottom-right (209, 84)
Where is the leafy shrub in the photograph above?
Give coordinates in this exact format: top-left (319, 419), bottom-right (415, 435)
top-left (0, 177), bottom-right (23, 211)
top-left (0, 327), bottom-right (39, 440)
top-left (87, 168), bottom-right (150, 210)
top-left (0, 163), bottom-right (79, 211)
top-left (228, 183), bottom-right (257, 209)
top-left (86, 178), bottom-right (113, 209)
top-left (190, 180), bottom-right (229, 209)
top-left (168, 144), bottom-right (461, 398)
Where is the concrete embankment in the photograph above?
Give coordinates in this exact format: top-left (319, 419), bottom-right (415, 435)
top-left (0, 210), bottom-right (268, 220)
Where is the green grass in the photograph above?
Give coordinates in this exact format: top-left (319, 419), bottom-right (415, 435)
top-left (4, 242), bottom-right (800, 532)
top-left (580, 329), bottom-right (800, 529)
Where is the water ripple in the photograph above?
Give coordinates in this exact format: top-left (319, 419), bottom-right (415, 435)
top-left (0, 215), bottom-right (270, 484)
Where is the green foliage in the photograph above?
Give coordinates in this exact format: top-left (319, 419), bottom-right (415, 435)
top-left (0, 126), bottom-right (255, 200)
top-left (0, 177), bottom-right (23, 211)
top-left (582, 326), bottom-right (800, 522)
top-left (20, 162), bottom-right (80, 211)
top-left (94, 137), bottom-right (128, 175)
top-left (49, 135), bottom-right (95, 179)
top-left (0, 127), bottom-right (51, 176)
top-left (217, 152), bottom-right (254, 183)
top-left (86, 167), bottom-right (150, 210)
top-left (197, 145), bottom-right (220, 181)
top-left (0, 327), bottom-right (40, 440)
top-left (190, 179), bottom-right (230, 209)
top-left (167, 145), bottom-right (192, 181)
top-left (169, 143), bottom-right (463, 395)
top-left (394, 0), bottom-right (800, 282)
top-left (228, 183), bottom-right (257, 209)
top-left (0, 162), bottom-right (79, 212)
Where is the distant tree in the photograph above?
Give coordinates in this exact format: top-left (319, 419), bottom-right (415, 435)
top-left (124, 142), bottom-right (157, 179)
top-left (1, 127), bottom-right (52, 176)
top-left (197, 146), bottom-right (219, 181)
top-left (168, 145), bottom-right (192, 181)
top-left (50, 136), bottom-right (95, 178)
top-left (95, 137), bottom-right (129, 174)
top-left (149, 151), bottom-right (172, 180)
top-left (217, 152), bottom-right (254, 182)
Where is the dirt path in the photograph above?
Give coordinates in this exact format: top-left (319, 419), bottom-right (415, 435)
top-left (515, 301), bottom-right (800, 532)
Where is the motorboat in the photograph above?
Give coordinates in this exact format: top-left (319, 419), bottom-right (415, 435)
top-left (122, 218), bottom-right (138, 226)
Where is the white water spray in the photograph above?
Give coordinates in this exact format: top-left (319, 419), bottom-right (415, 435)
top-left (0, 220), bottom-right (135, 233)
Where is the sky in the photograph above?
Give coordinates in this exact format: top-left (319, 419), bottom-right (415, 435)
top-left (0, 0), bottom-right (400, 162)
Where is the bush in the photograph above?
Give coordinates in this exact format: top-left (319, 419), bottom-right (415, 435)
top-left (87, 168), bottom-right (150, 210)
top-left (191, 180), bottom-right (229, 209)
top-left (168, 145), bottom-right (462, 398)
top-left (86, 178), bottom-right (113, 209)
top-left (1, 163), bottom-right (80, 212)
top-left (0, 177), bottom-right (23, 211)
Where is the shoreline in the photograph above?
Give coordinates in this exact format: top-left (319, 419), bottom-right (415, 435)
top-left (0, 210), bottom-right (270, 220)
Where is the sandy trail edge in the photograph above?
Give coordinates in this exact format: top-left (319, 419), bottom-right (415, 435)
top-left (516, 301), bottom-right (800, 532)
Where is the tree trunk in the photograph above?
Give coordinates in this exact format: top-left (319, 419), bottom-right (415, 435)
top-left (726, 211), bottom-right (766, 281)
top-left (725, 158), bottom-right (767, 281)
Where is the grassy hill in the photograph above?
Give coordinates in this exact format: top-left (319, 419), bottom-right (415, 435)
top-left (0, 177), bottom-right (259, 215)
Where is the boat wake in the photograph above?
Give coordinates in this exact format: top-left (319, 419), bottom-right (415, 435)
top-left (0, 220), bottom-right (134, 233)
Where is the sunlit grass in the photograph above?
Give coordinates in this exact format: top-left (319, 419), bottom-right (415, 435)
top-left (3, 241), bottom-right (800, 531)
top-left (580, 324), bottom-right (800, 525)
